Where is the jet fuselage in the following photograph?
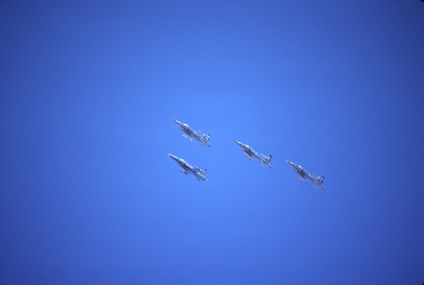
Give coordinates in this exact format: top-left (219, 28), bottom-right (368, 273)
top-left (173, 119), bottom-right (211, 147)
top-left (233, 140), bottom-right (272, 168)
top-left (168, 153), bottom-right (207, 181)
top-left (285, 160), bottom-right (324, 189)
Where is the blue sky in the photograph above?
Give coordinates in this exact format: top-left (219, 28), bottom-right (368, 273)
top-left (1, 1), bottom-right (423, 284)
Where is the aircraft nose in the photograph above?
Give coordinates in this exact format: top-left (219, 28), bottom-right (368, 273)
top-left (168, 153), bottom-right (177, 160)
top-left (233, 140), bottom-right (245, 148)
top-left (172, 119), bottom-right (181, 125)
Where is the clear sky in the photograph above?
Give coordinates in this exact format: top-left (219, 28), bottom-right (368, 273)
top-left (1, 1), bottom-right (423, 284)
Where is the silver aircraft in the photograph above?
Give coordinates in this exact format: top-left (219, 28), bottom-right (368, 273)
top-left (233, 140), bottom-right (272, 168)
top-left (168, 154), bottom-right (207, 181)
top-left (173, 119), bottom-right (211, 147)
top-left (285, 160), bottom-right (324, 189)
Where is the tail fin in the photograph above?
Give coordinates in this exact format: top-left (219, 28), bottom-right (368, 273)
top-left (196, 168), bottom-right (207, 175)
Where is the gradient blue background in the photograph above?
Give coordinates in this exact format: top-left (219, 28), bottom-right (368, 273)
top-left (1, 1), bottom-right (423, 284)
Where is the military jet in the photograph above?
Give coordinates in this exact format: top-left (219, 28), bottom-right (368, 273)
top-left (168, 153), bottom-right (207, 181)
top-left (233, 140), bottom-right (272, 168)
top-left (285, 160), bottom-right (324, 189)
top-left (173, 119), bottom-right (211, 147)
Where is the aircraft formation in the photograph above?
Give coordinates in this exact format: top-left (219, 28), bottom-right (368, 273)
top-left (169, 119), bottom-right (325, 189)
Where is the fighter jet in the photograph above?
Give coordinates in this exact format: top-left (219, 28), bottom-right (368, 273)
top-left (168, 153), bottom-right (207, 181)
top-left (233, 140), bottom-right (272, 168)
top-left (173, 119), bottom-right (211, 147)
top-left (285, 160), bottom-right (325, 189)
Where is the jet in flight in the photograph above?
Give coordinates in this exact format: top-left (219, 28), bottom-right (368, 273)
top-left (168, 154), bottom-right (207, 181)
top-left (233, 140), bottom-right (272, 168)
top-left (285, 160), bottom-right (325, 189)
top-left (173, 119), bottom-right (211, 147)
